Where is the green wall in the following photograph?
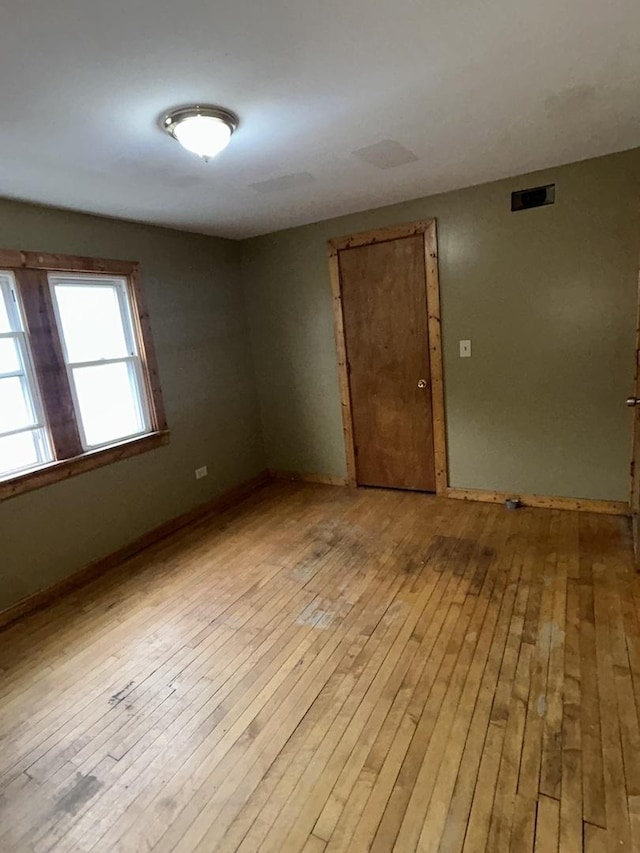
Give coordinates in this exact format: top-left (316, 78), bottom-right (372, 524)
top-left (242, 149), bottom-right (640, 502)
top-left (0, 200), bottom-right (265, 612)
top-left (2, 148), bottom-right (640, 615)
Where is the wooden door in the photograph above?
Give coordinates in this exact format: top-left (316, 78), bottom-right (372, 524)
top-left (338, 234), bottom-right (436, 491)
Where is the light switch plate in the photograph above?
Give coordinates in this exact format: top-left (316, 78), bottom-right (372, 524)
top-left (195, 466), bottom-right (208, 480)
top-left (459, 340), bottom-right (472, 358)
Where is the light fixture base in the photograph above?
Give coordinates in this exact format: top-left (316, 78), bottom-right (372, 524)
top-left (160, 105), bottom-right (239, 138)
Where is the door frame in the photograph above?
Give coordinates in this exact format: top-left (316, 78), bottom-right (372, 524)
top-left (327, 219), bottom-right (448, 494)
top-left (629, 258), bottom-right (640, 564)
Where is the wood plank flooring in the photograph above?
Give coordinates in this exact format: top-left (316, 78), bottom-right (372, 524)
top-left (0, 481), bottom-right (638, 852)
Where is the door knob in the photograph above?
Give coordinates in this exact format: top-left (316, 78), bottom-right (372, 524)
top-left (627, 397), bottom-right (640, 407)
top-left (417, 379), bottom-right (428, 389)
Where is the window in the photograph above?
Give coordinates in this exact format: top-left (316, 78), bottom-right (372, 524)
top-left (0, 251), bottom-right (168, 499)
top-left (0, 273), bottom-right (53, 475)
top-left (50, 275), bottom-right (151, 448)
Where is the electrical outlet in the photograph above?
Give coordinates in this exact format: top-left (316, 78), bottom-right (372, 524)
top-left (195, 466), bottom-right (208, 480)
top-left (459, 339), bottom-right (472, 358)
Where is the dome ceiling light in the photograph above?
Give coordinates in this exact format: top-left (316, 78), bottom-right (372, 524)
top-left (161, 105), bottom-right (239, 161)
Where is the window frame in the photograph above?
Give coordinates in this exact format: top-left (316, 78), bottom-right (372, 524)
top-left (0, 249), bottom-right (169, 501)
top-left (48, 273), bottom-right (153, 450)
top-left (0, 272), bottom-right (54, 475)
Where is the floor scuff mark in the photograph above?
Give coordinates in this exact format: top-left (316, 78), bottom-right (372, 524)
top-left (55, 773), bottom-right (103, 816)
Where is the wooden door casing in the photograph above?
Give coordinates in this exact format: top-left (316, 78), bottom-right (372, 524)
top-left (328, 219), bottom-right (447, 494)
top-left (630, 263), bottom-right (640, 568)
top-left (339, 235), bottom-right (435, 491)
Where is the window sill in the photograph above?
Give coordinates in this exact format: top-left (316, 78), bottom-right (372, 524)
top-left (0, 430), bottom-right (170, 501)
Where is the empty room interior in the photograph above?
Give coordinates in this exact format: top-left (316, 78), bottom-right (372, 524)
top-left (2, 2), bottom-right (640, 852)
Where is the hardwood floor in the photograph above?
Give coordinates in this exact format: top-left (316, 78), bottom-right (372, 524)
top-left (0, 481), bottom-right (639, 852)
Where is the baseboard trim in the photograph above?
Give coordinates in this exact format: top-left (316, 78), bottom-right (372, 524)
top-left (0, 469), bottom-right (270, 632)
top-left (446, 487), bottom-right (629, 516)
top-left (268, 468), bottom-right (349, 487)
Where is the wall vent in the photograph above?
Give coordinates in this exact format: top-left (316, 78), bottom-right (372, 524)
top-left (511, 184), bottom-right (555, 212)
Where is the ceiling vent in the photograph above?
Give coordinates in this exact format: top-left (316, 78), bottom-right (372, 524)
top-left (352, 140), bottom-right (419, 170)
top-left (511, 184), bottom-right (555, 212)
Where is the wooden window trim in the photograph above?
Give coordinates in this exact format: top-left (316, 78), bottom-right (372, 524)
top-left (128, 265), bottom-right (167, 433)
top-left (0, 250), bottom-right (169, 501)
top-left (0, 430), bottom-right (170, 500)
top-left (0, 249), bottom-right (138, 276)
top-left (16, 268), bottom-right (83, 458)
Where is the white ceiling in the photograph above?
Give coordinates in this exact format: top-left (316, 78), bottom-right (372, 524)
top-left (1, 0), bottom-right (639, 239)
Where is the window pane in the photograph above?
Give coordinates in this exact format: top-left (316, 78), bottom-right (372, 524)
top-left (0, 376), bottom-right (36, 433)
top-left (72, 361), bottom-right (144, 447)
top-left (0, 291), bottom-right (11, 333)
top-left (0, 429), bottom-right (49, 477)
top-left (0, 274), bottom-right (19, 334)
top-left (54, 283), bottom-right (130, 362)
top-left (0, 337), bottom-right (21, 375)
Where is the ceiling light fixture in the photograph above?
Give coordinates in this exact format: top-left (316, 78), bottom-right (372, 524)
top-left (161, 105), bottom-right (239, 161)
